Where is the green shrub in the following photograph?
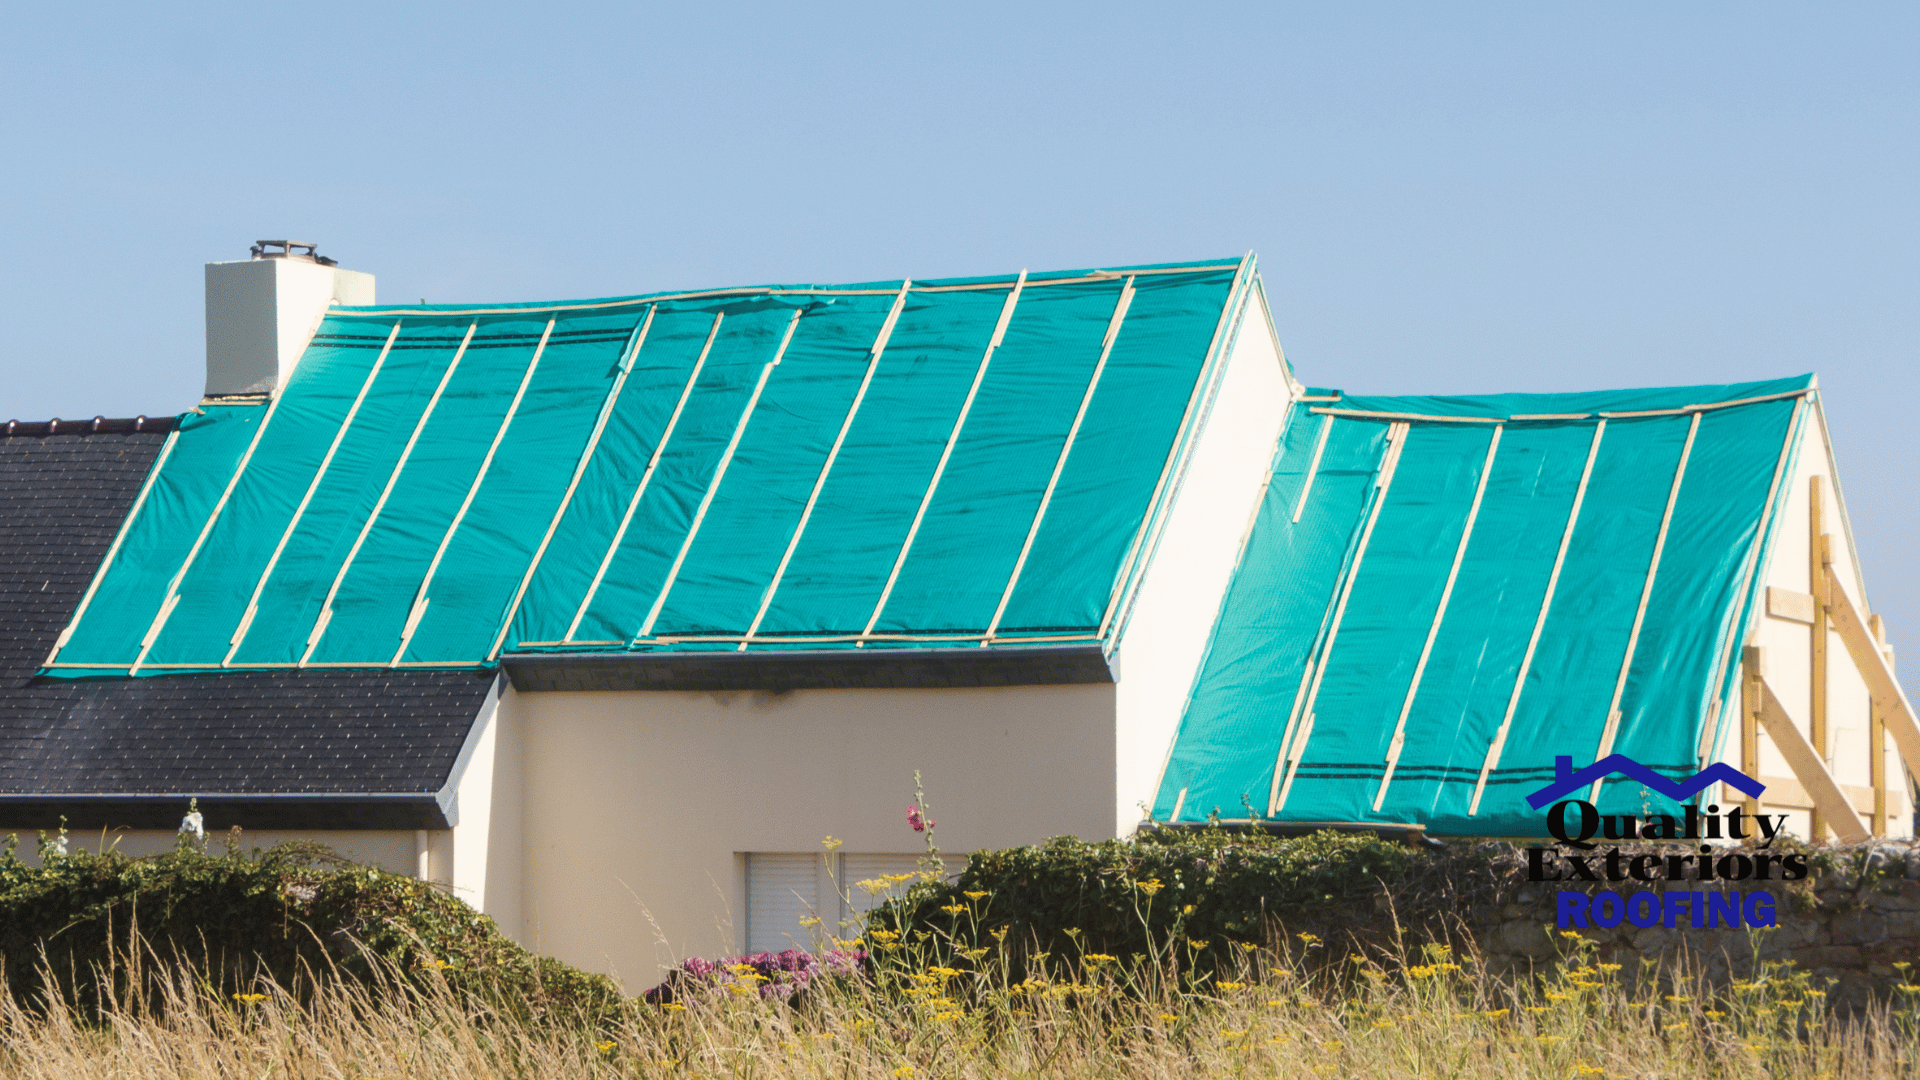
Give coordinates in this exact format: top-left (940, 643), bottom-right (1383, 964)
top-left (0, 832), bottom-right (621, 1023)
top-left (866, 827), bottom-right (1413, 973)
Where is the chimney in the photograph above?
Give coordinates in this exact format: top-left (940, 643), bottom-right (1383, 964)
top-left (204, 241), bottom-right (375, 397)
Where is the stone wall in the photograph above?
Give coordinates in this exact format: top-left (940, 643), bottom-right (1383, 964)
top-left (1462, 840), bottom-right (1920, 1011)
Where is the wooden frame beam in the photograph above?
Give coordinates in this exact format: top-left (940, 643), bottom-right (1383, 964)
top-left (1809, 477), bottom-right (1829, 839)
top-left (1754, 671), bottom-right (1870, 843)
top-left (1824, 574), bottom-right (1920, 815)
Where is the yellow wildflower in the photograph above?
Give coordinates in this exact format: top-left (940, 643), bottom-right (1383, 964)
top-left (894, 1068), bottom-right (916, 1078)
top-left (1222, 1028), bottom-right (1247, 1038)
top-left (1665, 995), bottom-right (1691, 1003)
top-left (1705, 1010), bottom-right (1726, 1019)
top-left (231, 992), bottom-right (267, 1003)
top-left (1536, 1034), bottom-right (1564, 1044)
top-left (1480, 1008), bottom-right (1508, 1019)
top-left (964, 889), bottom-right (990, 900)
top-left (661, 1002), bottom-right (687, 1012)
top-left (1190, 940), bottom-right (1210, 949)
top-left (799, 915), bottom-right (822, 928)
top-left (1216, 980), bottom-right (1246, 992)
top-left (1159, 1012), bottom-right (1179, 1021)
top-left (1297, 932), bottom-right (1320, 945)
top-left (1086, 953), bottom-right (1117, 965)
top-left (1373, 1019), bottom-right (1396, 1029)
top-left (823, 835), bottom-right (843, 850)
top-left (596, 1040), bottom-right (617, 1054)
top-left (1574, 1066), bottom-right (1603, 1077)
top-left (1240, 942), bottom-right (1259, 952)
top-left (940, 904), bottom-right (967, 915)
top-left (1137, 878), bottom-right (1165, 896)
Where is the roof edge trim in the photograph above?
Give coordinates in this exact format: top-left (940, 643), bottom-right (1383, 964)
top-left (500, 644), bottom-right (1118, 692)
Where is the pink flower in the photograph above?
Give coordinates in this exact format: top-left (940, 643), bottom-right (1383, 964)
top-left (907, 805), bottom-right (934, 833)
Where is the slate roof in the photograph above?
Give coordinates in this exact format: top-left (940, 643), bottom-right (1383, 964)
top-left (0, 428), bottom-right (495, 830)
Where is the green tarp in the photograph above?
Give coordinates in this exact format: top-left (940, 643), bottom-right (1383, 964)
top-left (1152, 376), bottom-right (1811, 836)
top-left (46, 259), bottom-right (1249, 675)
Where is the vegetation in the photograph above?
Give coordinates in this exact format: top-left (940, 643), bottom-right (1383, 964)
top-left (0, 828), bottom-right (619, 1022)
top-left (1, 920), bottom-right (1916, 1078)
top-left (5, 821), bottom-right (1918, 1077)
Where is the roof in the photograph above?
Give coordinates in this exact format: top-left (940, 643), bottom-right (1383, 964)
top-left (1151, 375), bottom-right (1815, 837)
top-left (45, 258), bottom-right (1255, 676)
top-left (0, 427), bottom-right (495, 829)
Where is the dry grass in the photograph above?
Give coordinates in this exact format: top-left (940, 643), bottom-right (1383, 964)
top-left (1, 934), bottom-right (1916, 1079)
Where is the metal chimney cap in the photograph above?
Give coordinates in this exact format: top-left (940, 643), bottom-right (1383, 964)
top-left (250, 240), bottom-right (338, 267)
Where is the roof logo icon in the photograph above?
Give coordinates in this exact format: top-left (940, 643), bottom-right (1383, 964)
top-left (1524, 755), bottom-right (1765, 810)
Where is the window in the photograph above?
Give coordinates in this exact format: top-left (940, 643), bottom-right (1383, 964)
top-left (743, 852), bottom-right (965, 954)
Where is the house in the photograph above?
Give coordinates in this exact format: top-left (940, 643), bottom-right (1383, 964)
top-left (1, 242), bottom-right (1911, 987)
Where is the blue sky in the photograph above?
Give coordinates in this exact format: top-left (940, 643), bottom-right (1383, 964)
top-left (4, 3), bottom-right (1916, 645)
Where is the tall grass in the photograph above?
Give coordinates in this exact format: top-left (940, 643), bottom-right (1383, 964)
top-left (2, 930), bottom-right (1915, 1078)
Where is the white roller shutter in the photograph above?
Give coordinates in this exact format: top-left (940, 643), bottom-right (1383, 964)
top-left (746, 853), bottom-right (821, 954)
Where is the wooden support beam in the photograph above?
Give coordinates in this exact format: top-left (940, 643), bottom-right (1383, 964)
top-left (1739, 647), bottom-right (1762, 820)
top-left (1824, 575), bottom-right (1920, 815)
top-left (1872, 696), bottom-right (1888, 836)
top-left (1755, 672), bottom-right (1870, 843)
top-left (1809, 477), bottom-right (1828, 840)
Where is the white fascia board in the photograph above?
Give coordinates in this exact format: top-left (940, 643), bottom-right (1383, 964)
top-left (436, 674), bottom-right (506, 827)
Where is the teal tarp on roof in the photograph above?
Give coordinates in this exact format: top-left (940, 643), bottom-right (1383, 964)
top-left (46, 258), bottom-right (1251, 675)
top-left (1152, 376), bottom-right (1812, 837)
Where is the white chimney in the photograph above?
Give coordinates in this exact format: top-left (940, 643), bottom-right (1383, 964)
top-left (204, 241), bottom-right (375, 396)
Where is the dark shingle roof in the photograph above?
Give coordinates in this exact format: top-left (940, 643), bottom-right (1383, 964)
top-left (0, 429), bottom-right (494, 829)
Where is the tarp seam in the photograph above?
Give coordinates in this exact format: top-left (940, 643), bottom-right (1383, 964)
top-left (130, 379), bottom-right (295, 674)
top-left (486, 310), bottom-right (657, 660)
top-left (1469, 421), bottom-right (1608, 816)
top-left (391, 317), bottom-right (555, 666)
top-left (861, 273), bottom-right (1027, 641)
top-left (635, 308), bottom-right (804, 640)
top-left (1273, 421), bottom-right (1409, 814)
top-left (227, 321), bottom-right (401, 665)
top-left (983, 277), bottom-right (1136, 642)
top-left (45, 428), bottom-right (181, 663)
top-left (1589, 410), bottom-right (1702, 802)
top-left (739, 282), bottom-right (913, 649)
top-left (1103, 253), bottom-right (1256, 644)
top-left (1373, 424), bottom-right (1504, 811)
top-left (302, 322), bottom-right (478, 664)
top-left (564, 309), bottom-right (714, 641)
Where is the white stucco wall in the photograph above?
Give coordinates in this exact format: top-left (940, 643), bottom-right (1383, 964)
top-left (204, 257), bottom-right (374, 396)
top-left (1731, 401), bottom-right (1913, 839)
top-left (502, 681), bottom-right (1115, 989)
top-left (1109, 282), bottom-right (1290, 836)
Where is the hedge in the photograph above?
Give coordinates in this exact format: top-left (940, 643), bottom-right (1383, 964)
top-left (0, 831), bottom-right (619, 1021)
top-left (865, 826), bottom-right (1421, 973)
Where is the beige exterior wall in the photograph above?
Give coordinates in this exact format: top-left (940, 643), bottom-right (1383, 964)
top-left (1725, 401), bottom-right (1914, 839)
top-left (18, 828), bottom-right (439, 874)
top-left (504, 682), bottom-right (1115, 989)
